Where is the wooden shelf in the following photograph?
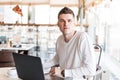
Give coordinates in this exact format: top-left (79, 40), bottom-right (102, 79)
top-left (0, 23), bottom-right (80, 27)
top-left (0, 23), bottom-right (57, 27)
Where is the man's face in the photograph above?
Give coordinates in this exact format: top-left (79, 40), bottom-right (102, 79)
top-left (57, 14), bottom-right (75, 35)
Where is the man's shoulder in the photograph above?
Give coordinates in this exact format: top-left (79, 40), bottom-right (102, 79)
top-left (57, 35), bottom-right (63, 41)
top-left (58, 35), bottom-right (63, 39)
top-left (77, 31), bottom-right (88, 36)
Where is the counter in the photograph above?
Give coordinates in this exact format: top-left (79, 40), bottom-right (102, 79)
top-left (0, 44), bottom-right (35, 51)
top-left (0, 44), bottom-right (36, 67)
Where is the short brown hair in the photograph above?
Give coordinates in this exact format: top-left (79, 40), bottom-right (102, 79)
top-left (58, 7), bottom-right (75, 19)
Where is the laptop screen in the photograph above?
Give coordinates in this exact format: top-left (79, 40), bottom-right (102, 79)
top-left (12, 53), bottom-right (45, 80)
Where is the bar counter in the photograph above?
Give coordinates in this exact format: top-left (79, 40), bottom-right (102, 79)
top-left (0, 44), bottom-right (35, 67)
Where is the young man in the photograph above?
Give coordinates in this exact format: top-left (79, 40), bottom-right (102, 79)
top-left (43, 7), bottom-right (96, 80)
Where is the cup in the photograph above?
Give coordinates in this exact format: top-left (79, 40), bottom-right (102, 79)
top-left (7, 68), bottom-right (18, 78)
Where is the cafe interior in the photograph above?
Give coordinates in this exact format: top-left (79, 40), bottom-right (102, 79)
top-left (0, 0), bottom-right (120, 80)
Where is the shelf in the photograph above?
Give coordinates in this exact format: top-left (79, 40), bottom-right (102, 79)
top-left (0, 23), bottom-right (57, 27)
top-left (0, 23), bottom-right (80, 27)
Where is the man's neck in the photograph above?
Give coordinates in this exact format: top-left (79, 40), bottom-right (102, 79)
top-left (64, 30), bottom-right (76, 42)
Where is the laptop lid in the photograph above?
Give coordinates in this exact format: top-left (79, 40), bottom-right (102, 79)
top-left (12, 53), bottom-right (45, 80)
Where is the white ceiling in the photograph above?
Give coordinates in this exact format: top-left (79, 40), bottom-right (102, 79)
top-left (0, 0), bottom-right (104, 9)
top-left (0, 0), bottom-right (79, 6)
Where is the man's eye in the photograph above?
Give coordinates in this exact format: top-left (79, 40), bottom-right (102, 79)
top-left (68, 20), bottom-right (71, 22)
top-left (59, 20), bottom-right (64, 22)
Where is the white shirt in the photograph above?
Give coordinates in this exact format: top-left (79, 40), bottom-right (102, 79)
top-left (43, 31), bottom-right (96, 80)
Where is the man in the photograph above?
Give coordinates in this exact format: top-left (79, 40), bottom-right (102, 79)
top-left (43, 7), bottom-right (96, 80)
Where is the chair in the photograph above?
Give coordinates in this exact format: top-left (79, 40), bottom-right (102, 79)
top-left (83, 44), bottom-right (103, 80)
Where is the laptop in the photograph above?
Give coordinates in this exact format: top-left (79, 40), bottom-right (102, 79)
top-left (12, 53), bottom-right (45, 80)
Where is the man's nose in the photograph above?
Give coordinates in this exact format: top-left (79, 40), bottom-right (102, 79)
top-left (64, 21), bottom-right (68, 26)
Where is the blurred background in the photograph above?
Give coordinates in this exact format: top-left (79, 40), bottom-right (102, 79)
top-left (0, 0), bottom-right (120, 80)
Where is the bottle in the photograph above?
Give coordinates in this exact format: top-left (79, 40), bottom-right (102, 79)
top-left (10, 40), bottom-right (12, 47)
top-left (7, 39), bottom-right (12, 47)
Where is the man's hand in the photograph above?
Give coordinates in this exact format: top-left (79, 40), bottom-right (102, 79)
top-left (49, 67), bottom-right (56, 75)
top-left (49, 67), bottom-right (63, 77)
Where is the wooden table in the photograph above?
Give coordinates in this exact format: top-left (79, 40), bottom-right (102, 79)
top-left (0, 67), bottom-right (20, 80)
top-left (0, 67), bottom-right (73, 80)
